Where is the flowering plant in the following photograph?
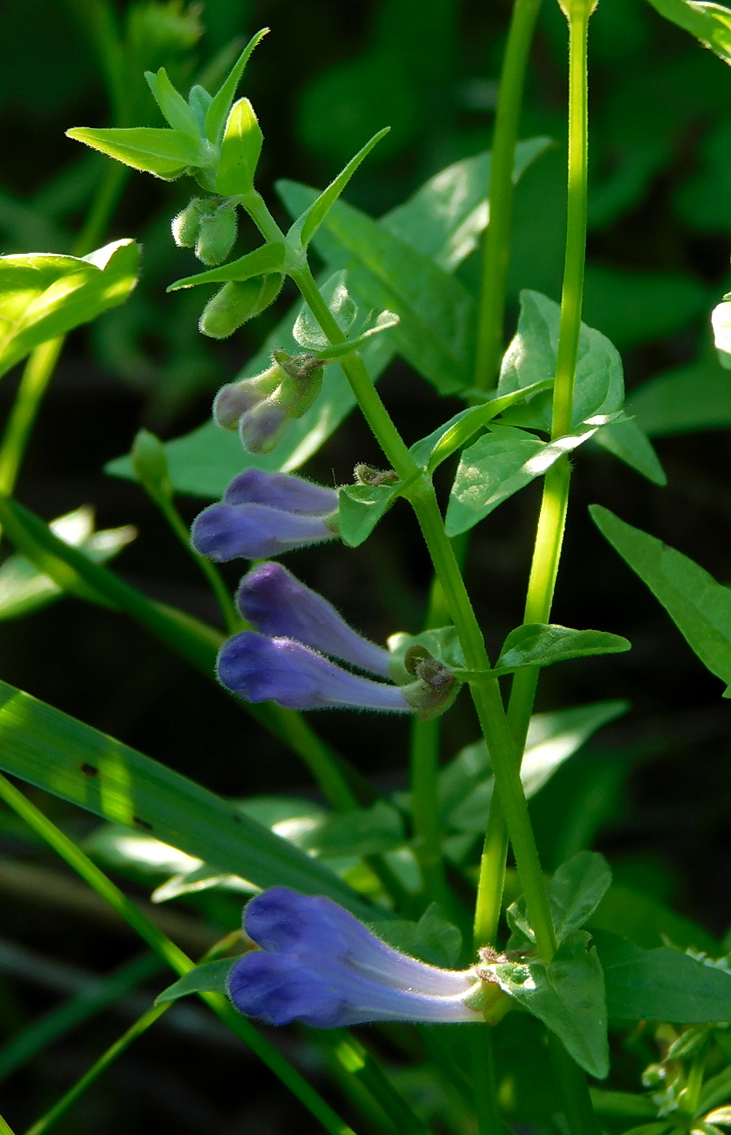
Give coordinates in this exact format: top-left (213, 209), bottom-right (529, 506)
top-left (2, 1), bottom-right (731, 1133)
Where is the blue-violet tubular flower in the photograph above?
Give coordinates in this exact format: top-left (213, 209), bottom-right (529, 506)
top-left (237, 562), bottom-right (391, 676)
top-left (191, 470), bottom-right (338, 561)
top-left (228, 887), bottom-right (485, 1027)
top-left (217, 632), bottom-right (411, 712)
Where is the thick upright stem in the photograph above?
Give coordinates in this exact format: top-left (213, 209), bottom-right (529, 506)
top-left (474, 0), bottom-right (592, 951)
top-left (475, 0), bottom-right (542, 390)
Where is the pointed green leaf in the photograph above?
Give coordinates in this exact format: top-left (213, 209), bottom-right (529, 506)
top-left (215, 98), bottom-right (263, 194)
top-left (313, 310), bottom-right (399, 361)
top-left (205, 28), bottom-right (269, 145)
top-left (485, 623), bottom-right (630, 676)
top-left (445, 420), bottom-right (609, 536)
top-left (594, 929), bottom-right (731, 1022)
top-left (628, 348), bottom-right (731, 437)
top-left (591, 505), bottom-right (731, 694)
top-left (593, 419), bottom-right (667, 486)
top-left (409, 379), bottom-right (554, 473)
top-left (288, 128), bottom-right (391, 250)
top-left (66, 127), bottom-right (205, 179)
top-left (337, 483), bottom-right (401, 547)
top-left (548, 852), bottom-right (613, 943)
top-left (156, 959), bottom-right (236, 1004)
top-left (145, 68), bottom-right (200, 136)
top-left (0, 679), bottom-right (379, 920)
top-left (0, 240), bottom-right (139, 381)
top-left (167, 241), bottom-right (285, 290)
top-left (498, 290), bottom-right (625, 431)
top-left (486, 931), bottom-right (610, 1079)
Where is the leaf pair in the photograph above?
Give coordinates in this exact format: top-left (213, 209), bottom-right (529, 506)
top-left (67, 30), bottom-right (269, 190)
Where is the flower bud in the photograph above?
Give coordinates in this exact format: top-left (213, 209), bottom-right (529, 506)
top-left (217, 633), bottom-right (413, 712)
top-left (171, 197), bottom-right (207, 248)
top-left (239, 398), bottom-right (289, 454)
top-left (269, 350), bottom-right (325, 419)
top-left (130, 429), bottom-right (172, 506)
top-left (195, 206), bottom-right (237, 266)
top-left (212, 365), bottom-right (282, 430)
top-left (199, 275), bottom-right (284, 339)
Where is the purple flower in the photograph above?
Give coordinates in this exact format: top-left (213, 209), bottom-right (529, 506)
top-left (228, 887), bottom-right (484, 1027)
top-left (191, 470), bottom-right (338, 561)
top-left (217, 632), bottom-right (411, 712)
top-left (237, 562), bottom-right (391, 676)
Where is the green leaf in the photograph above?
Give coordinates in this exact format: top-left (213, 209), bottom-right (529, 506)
top-left (156, 958), bottom-right (236, 1004)
top-left (498, 290), bottom-right (625, 430)
top-left (594, 929), bottom-right (731, 1022)
top-left (485, 931), bottom-right (610, 1079)
top-left (488, 623), bottom-right (631, 677)
top-left (646, 0), bottom-right (731, 65)
top-left (109, 143), bottom-right (549, 496)
top-left (698, 1067), bottom-right (731, 1115)
top-left (367, 903), bottom-right (462, 968)
top-left (712, 298), bottom-right (731, 369)
top-left (382, 137), bottom-right (552, 270)
top-left (0, 240), bottom-right (139, 380)
top-left (145, 68), bottom-right (200, 136)
top-left (293, 270), bottom-right (358, 349)
top-left (507, 852), bottom-right (612, 949)
top-left (66, 127), bottom-right (206, 179)
top-left (168, 241), bottom-right (285, 291)
top-left (215, 98), bottom-right (262, 195)
top-left (548, 852), bottom-right (613, 944)
top-left (438, 701), bottom-right (628, 834)
top-left (588, 883), bottom-right (720, 953)
top-left (628, 347), bottom-right (731, 436)
top-left (0, 678), bottom-right (379, 921)
top-left (592, 419), bottom-right (667, 487)
top-left (590, 506), bottom-right (731, 694)
top-left (301, 801), bottom-right (405, 859)
top-left (279, 188), bottom-right (476, 394)
top-left (589, 1091), bottom-right (659, 1120)
top-left (409, 380), bottom-right (554, 473)
top-left (0, 507), bottom-right (135, 622)
top-left (204, 28), bottom-right (269, 146)
top-left (445, 421), bottom-right (609, 536)
top-left (337, 483), bottom-right (401, 548)
top-left (288, 128), bottom-right (391, 250)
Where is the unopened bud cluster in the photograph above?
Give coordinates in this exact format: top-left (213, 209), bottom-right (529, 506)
top-left (212, 349), bottom-right (324, 454)
top-left (172, 196), bottom-right (238, 266)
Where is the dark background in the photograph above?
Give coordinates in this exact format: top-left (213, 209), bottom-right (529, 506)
top-left (2, 0), bottom-right (731, 1130)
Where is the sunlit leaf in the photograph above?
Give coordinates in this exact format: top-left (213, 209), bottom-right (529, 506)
top-left (66, 127), bottom-right (206, 179)
top-left (0, 240), bottom-right (139, 380)
top-left (591, 505), bottom-right (731, 695)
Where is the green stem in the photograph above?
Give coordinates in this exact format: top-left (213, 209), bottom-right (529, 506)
top-left (0, 339), bottom-right (63, 496)
top-left (155, 491), bottom-right (240, 634)
top-left (472, 0), bottom-right (592, 952)
top-left (0, 773), bottom-right (358, 1135)
top-left (472, 1027), bottom-right (505, 1135)
top-left (285, 253), bottom-right (557, 960)
top-left (0, 1115), bottom-right (16, 1135)
top-left (475, 0), bottom-right (542, 390)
